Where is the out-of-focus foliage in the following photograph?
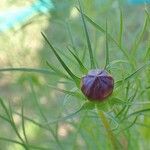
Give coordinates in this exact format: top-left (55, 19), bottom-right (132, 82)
top-left (0, 0), bottom-right (150, 149)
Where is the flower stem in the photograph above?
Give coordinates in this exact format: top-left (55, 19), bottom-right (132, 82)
top-left (96, 106), bottom-right (118, 150)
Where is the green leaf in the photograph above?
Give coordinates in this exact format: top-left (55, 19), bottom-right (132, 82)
top-left (109, 97), bottom-right (125, 105)
top-left (0, 97), bottom-right (10, 118)
top-left (45, 104), bottom-right (84, 124)
top-left (47, 84), bottom-right (84, 99)
top-left (81, 46), bottom-right (87, 62)
top-left (144, 47), bottom-right (150, 60)
top-left (123, 87), bottom-right (138, 117)
top-left (13, 111), bottom-right (49, 131)
top-left (0, 114), bottom-right (10, 123)
top-left (145, 8), bottom-right (150, 22)
top-left (0, 137), bottom-right (50, 150)
top-left (84, 13), bottom-right (105, 33)
top-left (115, 62), bottom-right (150, 87)
top-left (77, 0), bottom-right (96, 69)
top-left (8, 101), bottom-right (26, 145)
top-left (56, 47), bottom-right (76, 64)
top-left (82, 101), bottom-right (109, 111)
top-left (41, 32), bottom-right (80, 87)
top-left (0, 67), bottom-right (55, 75)
top-left (67, 47), bottom-right (88, 74)
top-left (0, 100), bottom-right (28, 148)
top-left (46, 61), bottom-right (71, 80)
top-left (21, 101), bottom-right (28, 144)
top-left (83, 13), bottom-right (134, 66)
top-left (105, 19), bottom-right (109, 69)
top-left (119, 115), bottom-right (138, 132)
top-left (131, 15), bottom-right (148, 56)
top-left (118, 9), bottom-right (123, 47)
top-left (0, 137), bottom-right (25, 149)
top-left (123, 108), bottom-right (150, 121)
top-left (29, 81), bottom-right (63, 149)
top-left (66, 21), bottom-right (77, 55)
top-left (82, 102), bottom-right (95, 110)
top-left (106, 60), bottom-right (129, 69)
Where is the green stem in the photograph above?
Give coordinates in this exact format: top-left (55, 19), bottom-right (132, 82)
top-left (96, 107), bottom-right (118, 150)
top-left (0, 67), bottom-right (54, 75)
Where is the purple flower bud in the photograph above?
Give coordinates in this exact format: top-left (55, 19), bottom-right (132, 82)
top-left (80, 69), bottom-right (114, 101)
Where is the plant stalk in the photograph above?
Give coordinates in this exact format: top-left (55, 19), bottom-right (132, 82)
top-left (96, 107), bottom-right (118, 150)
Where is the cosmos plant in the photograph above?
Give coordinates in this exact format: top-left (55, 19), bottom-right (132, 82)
top-left (41, 1), bottom-right (115, 103)
top-left (40, 1), bottom-right (150, 149)
top-left (0, 0), bottom-right (150, 149)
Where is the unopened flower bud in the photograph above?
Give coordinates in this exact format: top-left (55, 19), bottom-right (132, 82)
top-left (80, 69), bottom-right (114, 101)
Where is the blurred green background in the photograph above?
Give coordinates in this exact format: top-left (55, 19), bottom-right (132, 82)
top-left (0, 0), bottom-right (150, 149)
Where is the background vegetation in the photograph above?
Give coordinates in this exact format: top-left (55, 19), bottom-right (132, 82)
top-left (0, 0), bottom-right (150, 149)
